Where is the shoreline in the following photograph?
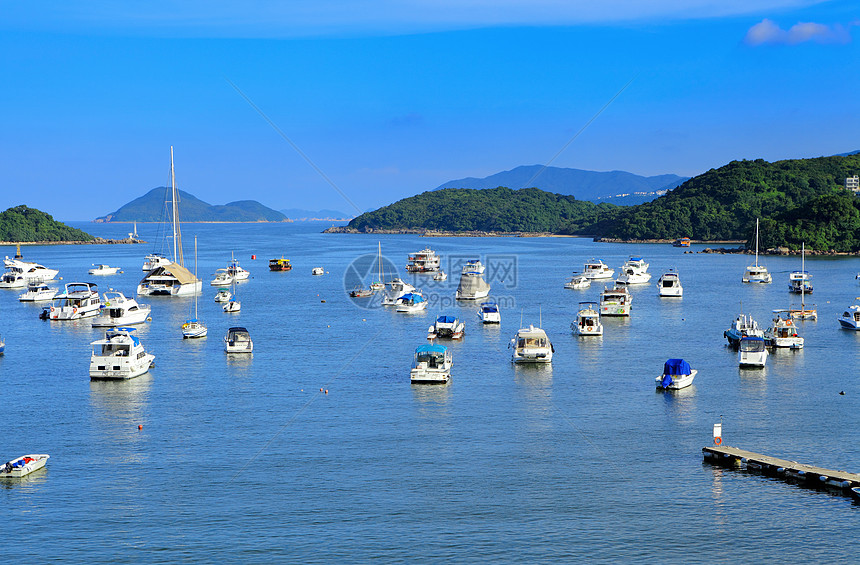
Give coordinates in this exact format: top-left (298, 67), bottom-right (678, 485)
top-left (0, 237), bottom-right (146, 246)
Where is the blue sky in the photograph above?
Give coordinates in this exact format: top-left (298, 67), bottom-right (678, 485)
top-left (1, 1), bottom-right (858, 220)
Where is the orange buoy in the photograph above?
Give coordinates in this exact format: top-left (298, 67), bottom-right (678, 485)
top-left (251, 255), bottom-right (256, 260)
top-left (325, 390), bottom-right (328, 394)
top-left (138, 425), bottom-right (143, 430)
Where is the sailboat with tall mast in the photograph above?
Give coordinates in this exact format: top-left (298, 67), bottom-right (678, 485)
top-left (182, 236), bottom-right (207, 338)
top-left (742, 218), bottom-right (772, 283)
top-left (137, 147), bottom-right (203, 297)
top-left (788, 243), bottom-right (817, 320)
top-left (370, 242), bottom-right (385, 291)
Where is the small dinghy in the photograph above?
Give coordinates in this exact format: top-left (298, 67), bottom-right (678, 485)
top-left (0, 454), bottom-right (49, 478)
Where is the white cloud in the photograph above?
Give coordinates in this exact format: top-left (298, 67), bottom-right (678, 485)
top-left (745, 18), bottom-right (853, 45)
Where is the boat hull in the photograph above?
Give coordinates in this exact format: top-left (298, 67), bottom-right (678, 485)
top-left (655, 369), bottom-right (697, 390)
top-left (0, 454), bottom-right (49, 478)
top-left (89, 353), bottom-right (154, 380)
top-left (410, 368), bottom-right (450, 384)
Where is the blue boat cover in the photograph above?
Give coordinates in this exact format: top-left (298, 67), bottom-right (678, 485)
top-left (416, 344), bottom-right (447, 354)
top-left (663, 358), bottom-right (691, 375)
top-left (630, 257), bottom-right (643, 261)
top-left (437, 315), bottom-right (457, 323)
top-left (400, 293), bottom-right (424, 303)
top-left (741, 336), bottom-right (765, 342)
top-left (660, 374), bottom-right (674, 388)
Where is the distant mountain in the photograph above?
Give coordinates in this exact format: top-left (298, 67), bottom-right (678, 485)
top-left (95, 188), bottom-right (289, 222)
top-left (435, 165), bottom-right (688, 203)
top-left (833, 150), bottom-right (860, 157)
top-left (279, 208), bottom-right (352, 221)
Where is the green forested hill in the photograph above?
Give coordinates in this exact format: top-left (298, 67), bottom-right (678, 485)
top-left (346, 155), bottom-right (860, 251)
top-left (0, 205), bottom-right (95, 242)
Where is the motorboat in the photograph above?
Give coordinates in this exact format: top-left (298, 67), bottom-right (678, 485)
top-left (616, 257), bottom-right (652, 285)
top-left (18, 282), bottom-right (57, 302)
top-left (838, 304), bottom-right (860, 330)
top-left (742, 218), bottom-right (772, 283)
top-left (427, 315), bottom-right (465, 339)
top-left (268, 257), bottom-right (292, 271)
top-left (455, 260), bottom-right (491, 300)
top-left (214, 288), bottom-right (232, 302)
top-left (724, 313), bottom-right (764, 348)
top-left (142, 253), bottom-right (171, 272)
top-left (673, 238), bottom-right (691, 247)
top-left (433, 270), bottom-right (448, 282)
top-left (136, 147), bottom-right (202, 297)
top-left (312, 267), bottom-right (325, 276)
top-left (564, 273), bottom-right (590, 289)
top-left (764, 310), bottom-right (804, 349)
top-left (788, 271), bottom-right (813, 294)
top-left (478, 301), bottom-right (501, 324)
top-left (738, 336), bottom-right (768, 367)
top-left (382, 278), bottom-right (416, 306)
top-left (656, 358), bottom-right (697, 390)
top-left (89, 327), bottom-right (155, 380)
top-left (572, 302), bottom-right (603, 336)
top-left (89, 264), bottom-right (120, 275)
top-left (224, 326), bottom-right (253, 353)
top-left (0, 455), bottom-right (49, 478)
top-left (227, 252), bottom-right (250, 281)
top-left (510, 325), bottom-right (553, 363)
top-left (583, 259), bottom-right (614, 280)
top-left (395, 291), bottom-right (427, 313)
top-left (92, 291), bottom-right (151, 327)
top-left (657, 269), bottom-right (683, 297)
top-left (49, 282), bottom-right (101, 320)
top-left (406, 248), bottom-right (441, 273)
top-left (410, 344), bottom-right (453, 384)
top-left (0, 259), bottom-right (59, 288)
top-left (349, 286), bottom-right (373, 298)
top-left (210, 269), bottom-right (234, 287)
top-left (599, 285), bottom-right (632, 316)
top-left (0, 334), bottom-right (4, 355)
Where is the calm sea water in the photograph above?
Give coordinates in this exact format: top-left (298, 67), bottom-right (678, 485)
top-left (3, 222), bottom-right (860, 561)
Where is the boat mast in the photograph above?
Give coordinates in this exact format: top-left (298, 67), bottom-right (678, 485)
top-left (194, 236), bottom-right (199, 319)
top-left (755, 218), bottom-right (760, 267)
top-left (800, 242), bottom-right (805, 309)
top-left (378, 241), bottom-right (383, 283)
top-left (170, 146), bottom-right (184, 267)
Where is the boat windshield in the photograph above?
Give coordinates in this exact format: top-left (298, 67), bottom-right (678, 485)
top-left (415, 352), bottom-right (445, 367)
top-left (740, 339), bottom-right (766, 352)
top-left (518, 337), bottom-right (547, 348)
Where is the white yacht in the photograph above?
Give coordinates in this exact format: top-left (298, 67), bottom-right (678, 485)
top-left (572, 302), bottom-right (603, 336)
top-left (427, 315), bottom-right (465, 340)
top-left (92, 291), bottom-right (151, 327)
top-left (742, 218), bottom-right (772, 283)
top-left (510, 325), bottom-right (553, 364)
top-left (211, 269), bottom-right (233, 287)
top-left (837, 304), bottom-right (860, 330)
top-left (137, 147), bottom-right (203, 297)
top-left (410, 344), bottom-right (453, 384)
top-left (788, 271), bottom-right (813, 294)
top-left (89, 328), bottom-right (155, 380)
top-left (583, 259), bottom-right (614, 280)
top-left (738, 336), bottom-right (768, 367)
top-left (616, 257), bottom-right (651, 285)
top-left (312, 267), bottom-right (325, 276)
top-left (478, 302), bottom-right (501, 324)
top-left (49, 282), bottom-right (101, 320)
top-left (224, 326), bottom-right (253, 354)
top-left (142, 253), bottom-right (171, 272)
top-left (382, 278), bottom-right (416, 306)
top-left (564, 273), bottom-right (590, 289)
top-left (599, 285), bottom-right (632, 316)
top-left (0, 259), bottom-right (59, 289)
top-left (455, 260), bottom-right (491, 300)
top-left (657, 269), bottom-right (683, 297)
top-left (406, 248), bottom-right (441, 273)
top-left (724, 313), bottom-right (764, 348)
top-left (764, 310), bottom-right (803, 349)
top-left (656, 359), bottom-right (697, 390)
top-left (0, 271), bottom-right (26, 289)
top-left (214, 288), bottom-right (232, 303)
top-left (18, 282), bottom-right (57, 302)
top-left (395, 291), bottom-right (427, 313)
top-left (227, 253), bottom-right (250, 281)
top-left (371, 242), bottom-right (386, 290)
top-left (88, 264), bottom-right (120, 275)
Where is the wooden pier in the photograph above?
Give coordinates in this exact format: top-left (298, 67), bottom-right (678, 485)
top-left (703, 445), bottom-right (860, 495)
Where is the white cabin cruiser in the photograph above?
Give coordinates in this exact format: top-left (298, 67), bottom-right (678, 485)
top-left (616, 257), bottom-right (651, 285)
top-left (656, 359), bottom-right (697, 390)
top-left (455, 260), bottom-right (491, 300)
top-left (742, 218), bottom-right (772, 283)
top-left (0, 259), bottom-right (59, 288)
top-left (49, 282), bottom-right (101, 320)
top-left (382, 278), bottom-right (416, 306)
top-left (89, 327), bottom-right (155, 380)
top-left (657, 269), bottom-right (683, 297)
top-left (395, 292), bottom-right (427, 313)
top-left (788, 271), bottom-right (813, 294)
top-left (583, 259), bottom-right (614, 280)
top-left (564, 273), bottom-right (590, 289)
top-left (510, 325), bottom-right (553, 363)
top-left (142, 253), bottom-right (171, 272)
top-left (0, 454), bottom-right (49, 478)
top-left (410, 344), bottom-right (453, 384)
top-left (214, 288), bottom-right (232, 302)
top-left (838, 304), bottom-right (860, 330)
top-left (18, 282), bottom-right (57, 302)
top-left (724, 313), bottom-right (764, 348)
top-left (406, 248), bottom-right (441, 273)
top-left (227, 253), bottom-right (250, 281)
top-left (211, 269), bottom-right (234, 286)
top-left (224, 326), bottom-right (253, 353)
top-left (738, 336), bottom-right (768, 367)
top-left (599, 285), bottom-right (632, 316)
top-left (92, 291), bottom-right (151, 327)
top-left (764, 310), bottom-right (803, 349)
top-left (427, 315), bottom-right (465, 339)
top-left (572, 302), bottom-right (603, 336)
top-left (88, 264), bottom-right (120, 275)
top-left (478, 302), bottom-right (501, 324)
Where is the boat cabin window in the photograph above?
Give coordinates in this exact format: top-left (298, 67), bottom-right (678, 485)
top-left (416, 352), bottom-right (444, 367)
top-left (739, 340), bottom-right (766, 352)
top-left (518, 337), bottom-right (547, 348)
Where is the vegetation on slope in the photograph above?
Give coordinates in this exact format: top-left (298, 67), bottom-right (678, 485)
top-left (96, 188), bottom-right (288, 222)
top-left (0, 205), bottom-right (95, 242)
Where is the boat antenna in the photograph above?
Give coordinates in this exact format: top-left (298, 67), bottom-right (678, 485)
top-left (539, 305), bottom-right (543, 328)
top-left (520, 308), bottom-right (523, 329)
